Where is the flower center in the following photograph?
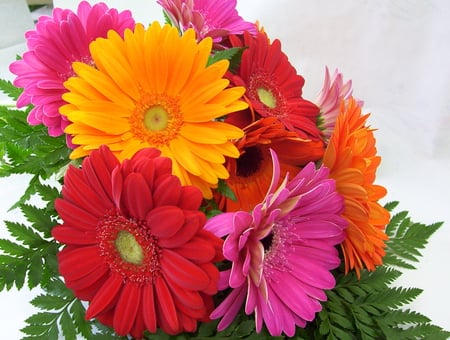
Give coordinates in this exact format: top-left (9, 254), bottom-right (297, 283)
top-left (236, 146), bottom-right (264, 178)
top-left (144, 105), bottom-right (169, 131)
top-left (115, 230), bottom-right (144, 265)
top-left (248, 72), bottom-right (287, 119)
top-left (130, 93), bottom-right (183, 147)
top-left (98, 211), bottom-right (162, 283)
top-left (257, 88), bottom-right (277, 108)
top-left (263, 220), bottom-right (293, 280)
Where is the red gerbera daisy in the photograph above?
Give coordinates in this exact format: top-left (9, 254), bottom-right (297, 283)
top-left (51, 146), bottom-right (223, 338)
top-left (219, 117), bottom-right (324, 212)
top-left (226, 32), bottom-right (322, 140)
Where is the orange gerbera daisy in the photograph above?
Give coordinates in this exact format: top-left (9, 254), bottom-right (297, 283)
top-left (60, 22), bottom-right (247, 198)
top-left (323, 98), bottom-right (390, 277)
top-left (219, 117), bottom-right (325, 212)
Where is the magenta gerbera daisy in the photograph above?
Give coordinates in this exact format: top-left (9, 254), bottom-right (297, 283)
top-left (51, 145), bottom-right (223, 338)
top-left (204, 150), bottom-right (347, 336)
top-left (157, 0), bottom-right (257, 45)
top-left (226, 32), bottom-right (322, 140)
top-left (9, 1), bottom-right (135, 145)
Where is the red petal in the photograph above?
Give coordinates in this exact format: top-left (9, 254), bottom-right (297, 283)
top-left (155, 277), bottom-right (179, 334)
top-left (152, 174), bottom-right (182, 207)
top-left (57, 246), bottom-right (103, 281)
top-left (54, 199), bottom-right (99, 231)
top-left (164, 274), bottom-right (204, 310)
top-left (113, 282), bottom-right (142, 336)
top-left (158, 210), bottom-right (204, 248)
top-left (82, 147), bottom-right (118, 204)
top-left (142, 284), bottom-right (157, 333)
top-left (85, 274), bottom-right (123, 319)
top-left (146, 206), bottom-right (184, 239)
top-left (178, 186), bottom-right (203, 210)
top-left (111, 167), bottom-right (123, 208)
top-left (129, 302), bottom-right (145, 339)
top-left (174, 236), bottom-right (216, 263)
top-left (161, 249), bottom-right (209, 291)
top-left (122, 172), bottom-right (153, 219)
top-left (62, 165), bottom-right (112, 215)
top-left (51, 226), bottom-right (97, 245)
top-left (64, 261), bottom-right (108, 293)
top-left (178, 312), bottom-right (198, 333)
top-left (197, 262), bottom-right (220, 295)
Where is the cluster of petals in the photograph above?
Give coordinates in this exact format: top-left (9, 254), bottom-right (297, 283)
top-left (157, 0), bottom-right (257, 46)
top-left (51, 145), bottom-right (223, 338)
top-left (205, 149), bottom-right (347, 336)
top-left (315, 67), bottom-right (363, 141)
top-left (323, 98), bottom-right (390, 277)
top-left (9, 1), bottom-right (135, 145)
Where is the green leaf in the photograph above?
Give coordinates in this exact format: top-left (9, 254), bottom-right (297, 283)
top-left (28, 252), bottom-right (44, 288)
top-left (4, 220), bottom-right (44, 246)
top-left (216, 179), bottom-right (237, 201)
top-left (31, 294), bottom-right (69, 311)
top-left (60, 309), bottom-right (77, 340)
top-left (0, 238), bottom-right (28, 255)
top-left (70, 300), bottom-right (93, 339)
top-left (0, 78), bottom-right (22, 100)
top-left (25, 312), bottom-right (58, 326)
top-left (207, 47), bottom-right (245, 72)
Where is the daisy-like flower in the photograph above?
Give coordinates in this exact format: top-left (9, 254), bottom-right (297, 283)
top-left (315, 67), bottom-right (363, 141)
top-left (226, 32), bottom-right (322, 140)
top-left (323, 98), bottom-right (390, 277)
top-left (9, 1), bottom-right (135, 144)
top-left (60, 22), bottom-right (247, 198)
top-left (51, 145), bottom-right (223, 338)
top-left (205, 150), bottom-right (347, 336)
top-left (219, 117), bottom-right (325, 212)
top-left (157, 0), bottom-right (257, 45)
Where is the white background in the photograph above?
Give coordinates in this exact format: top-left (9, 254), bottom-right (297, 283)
top-left (1, 0), bottom-right (449, 338)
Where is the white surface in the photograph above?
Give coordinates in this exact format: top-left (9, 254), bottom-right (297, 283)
top-left (1, 0), bottom-right (449, 338)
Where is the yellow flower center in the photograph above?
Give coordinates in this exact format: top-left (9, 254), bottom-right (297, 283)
top-left (115, 230), bottom-right (144, 265)
top-left (144, 105), bottom-right (169, 131)
top-left (130, 93), bottom-right (183, 147)
top-left (257, 88), bottom-right (277, 109)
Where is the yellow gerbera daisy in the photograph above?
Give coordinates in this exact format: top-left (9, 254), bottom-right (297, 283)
top-left (60, 22), bottom-right (247, 198)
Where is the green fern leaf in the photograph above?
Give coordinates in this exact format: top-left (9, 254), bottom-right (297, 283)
top-left (0, 78), bottom-right (22, 100)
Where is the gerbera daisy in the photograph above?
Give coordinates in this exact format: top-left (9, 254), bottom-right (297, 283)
top-left (226, 31), bottom-right (322, 140)
top-left (323, 98), bottom-right (390, 277)
top-left (205, 150), bottom-right (346, 336)
top-left (219, 117), bottom-right (325, 212)
top-left (60, 22), bottom-right (247, 198)
top-left (51, 145), bottom-right (223, 338)
top-left (315, 67), bottom-right (363, 141)
top-left (157, 0), bottom-right (257, 45)
top-left (9, 1), bottom-right (135, 144)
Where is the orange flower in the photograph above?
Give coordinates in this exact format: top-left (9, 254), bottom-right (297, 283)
top-left (219, 117), bottom-right (324, 212)
top-left (323, 98), bottom-right (390, 277)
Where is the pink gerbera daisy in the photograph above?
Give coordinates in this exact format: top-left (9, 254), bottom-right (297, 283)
top-left (9, 1), bottom-right (135, 145)
top-left (204, 150), bottom-right (347, 336)
top-left (157, 0), bottom-right (257, 45)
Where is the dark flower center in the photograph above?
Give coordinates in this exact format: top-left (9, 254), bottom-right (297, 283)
top-left (236, 146), bottom-right (264, 178)
top-left (261, 232), bottom-right (274, 251)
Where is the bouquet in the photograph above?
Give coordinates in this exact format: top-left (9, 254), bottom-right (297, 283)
top-left (0, 1), bottom-right (449, 339)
